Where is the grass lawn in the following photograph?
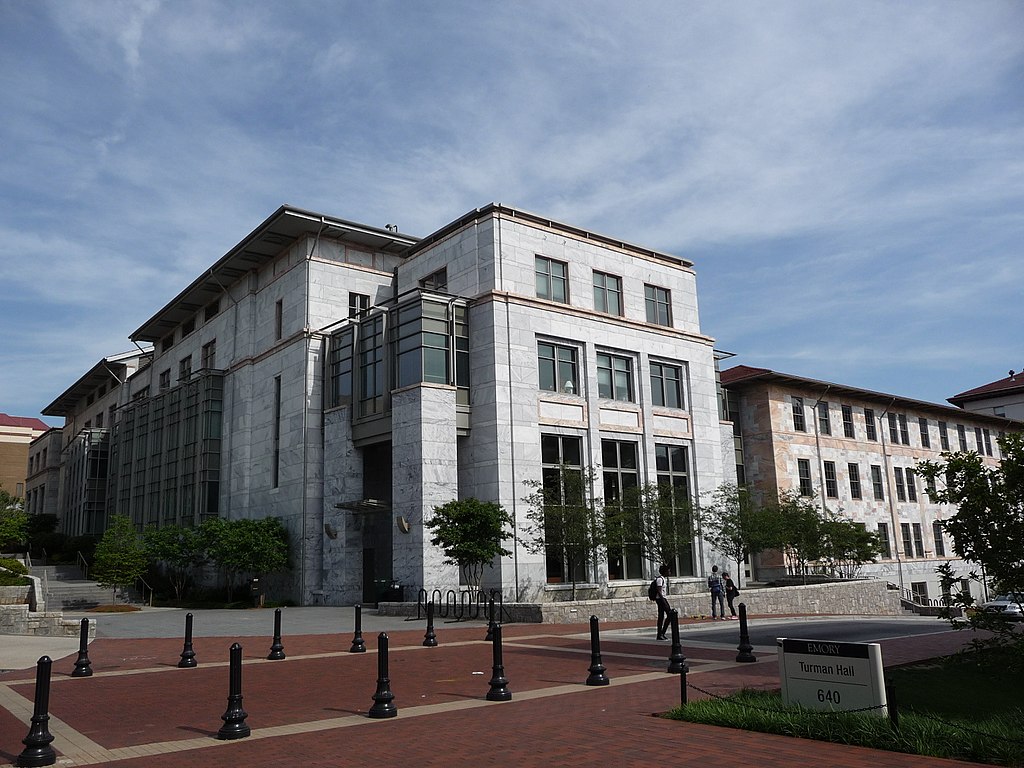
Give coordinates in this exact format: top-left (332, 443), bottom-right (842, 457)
top-left (665, 654), bottom-right (1024, 766)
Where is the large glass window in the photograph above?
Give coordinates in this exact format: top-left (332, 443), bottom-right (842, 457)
top-left (644, 284), bottom-right (672, 326)
top-left (536, 256), bottom-right (569, 303)
top-left (393, 299), bottom-right (450, 389)
top-left (327, 329), bottom-right (354, 408)
top-left (596, 352), bottom-right (633, 401)
top-left (358, 314), bottom-right (385, 417)
top-left (656, 443), bottom-right (694, 577)
top-left (650, 361), bottom-right (683, 409)
top-left (540, 434), bottom-right (587, 584)
top-left (592, 271), bottom-right (622, 315)
top-left (603, 440), bottom-right (641, 581)
top-left (538, 341), bottom-right (579, 394)
top-left (349, 293), bottom-right (369, 318)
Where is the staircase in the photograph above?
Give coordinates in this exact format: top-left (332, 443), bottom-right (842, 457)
top-left (31, 564), bottom-right (136, 610)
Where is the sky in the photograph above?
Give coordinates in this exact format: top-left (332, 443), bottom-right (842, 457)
top-left (1, 0), bottom-right (1022, 426)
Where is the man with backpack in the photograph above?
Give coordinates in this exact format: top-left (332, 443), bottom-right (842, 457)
top-left (708, 565), bottom-right (726, 619)
top-left (649, 564), bottom-right (672, 640)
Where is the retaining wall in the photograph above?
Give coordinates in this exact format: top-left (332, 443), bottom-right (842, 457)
top-left (0, 604), bottom-right (95, 637)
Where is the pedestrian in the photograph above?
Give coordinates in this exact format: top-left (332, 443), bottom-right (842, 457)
top-left (653, 564), bottom-right (672, 640)
top-left (723, 571), bottom-right (739, 618)
top-left (707, 565), bottom-right (726, 619)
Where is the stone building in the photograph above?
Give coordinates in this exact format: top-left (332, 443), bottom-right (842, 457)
top-left (42, 204), bottom-right (732, 604)
top-left (721, 364), bottom-right (1022, 602)
top-left (24, 428), bottom-right (63, 520)
top-left (948, 369), bottom-right (1024, 421)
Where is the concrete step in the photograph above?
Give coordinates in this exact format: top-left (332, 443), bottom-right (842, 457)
top-left (30, 565), bottom-right (140, 609)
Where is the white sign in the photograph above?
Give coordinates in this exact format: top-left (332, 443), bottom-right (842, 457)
top-left (777, 638), bottom-right (887, 716)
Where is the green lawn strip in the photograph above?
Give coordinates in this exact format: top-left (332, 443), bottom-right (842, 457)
top-left (664, 688), bottom-right (1024, 767)
top-left (886, 658), bottom-right (1024, 719)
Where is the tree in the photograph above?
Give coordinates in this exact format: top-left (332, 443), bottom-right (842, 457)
top-left (0, 485), bottom-right (28, 550)
top-left (202, 517), bottom-right (289, 601)
top-left (426, 498), bottom-right (513, 590)
top-left (523, 465), bottom-right (600, 601)
top-left (919, 432), bottom-right (1024, 664)
top-left (92, 515), bottom-right (148, 603)
top-left (818, 512), bottom-right (882, 579)
top-left (608, 482), bottom-right (694, 579)
top-left (143, 525), bottom-right (207, 601)
top-left (700, 484), bottom-right (775, 579)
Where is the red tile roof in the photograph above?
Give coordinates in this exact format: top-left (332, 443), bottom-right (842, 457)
top-left (0, 413), bottom-right (49, 431)
top-left (948, 370), bottom-right (1024, 405)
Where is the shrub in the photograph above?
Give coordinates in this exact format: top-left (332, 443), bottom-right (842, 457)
top-left (0, 557), bottom-right (28, 575)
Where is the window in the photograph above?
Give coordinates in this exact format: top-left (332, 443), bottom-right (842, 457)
top-left (894, 467), bottom-right (906, 501)
top-left (393, 299), bottom-right (450, 389)
top-left (161, 333), bottom-right (174, 354)
top-left (906, 469), bottom-right (918, 502)
top-left (933, 521), bottom-right (946, 557)
top-left (900, 523), bottom-right (914, 558)
top-left (536, 256), bottom-right (569, 303)
top-left (181, 317), bottom-right (195, 337)
top-left (888, 412), bottom-right (899, 443)
top-left (178, 356), bottom-right (192, 382)
top-left (541, 434), bottom-right (587, 584)
top-left (877, 522), bottom-right (891, 558)
top-left (327, 329), bottom-right (354, 407)
top-left (644, 284), bottom-right (672, 326)
top-left (201, 340), bottom-right (216, 370)
top-left (925, 473), bottom-right (937, 497)
top-left (358, 314), bottom-right (385, 417)
top-left (650, 361), bottom-right (683, 409)
top-left (655, 443), bottom-right (694, 577)
top-left (204, 299), bottom-right (220, 322)
top-left (603, 440), bottom-right (642, 580)
top-left (823, 461), bottom-right (838, 498)
top-left (592, 271), bottom-right (622, 316)
top-left (797, 458), bottom-right (813, 497)
top-left (957, 424), bottom-right (967, 451)
top-left (870, 465), bottom-right (884, 500)
top-left (159, 369), bottom-right (171, 391)
top-left (420, 267), bottom-right (447, 291)
top-left (918, 417), bottom-right (930, 448)
top-left (272, 376), bottom-right (281, 488)
top-left (792, 396), bottom-right (806, 432)
top-left (939, 421), bottom-right (949, 450)
top-left (842, 405), bottom-right (855, 438)
top-left (864, 408), bottom-right (877, 441)
top-left (912, 523), bottom-right (925, 558)
top-left (898, 414), bottom-right (909, 445)
top-left (910, 581), bottom-right (928, 603)
top-left (983, 428), bottom-right (993, 456)
top-left (95, 412), bottom-right (104, 428)
top-left (848, 463), bottom-right (862, 499)
top-left (349, 293), bottom-right (370, 318)
top-left (817, 401), bottom-right (831, 435)
top-left (275, 300), bottom-right (283, 341)
top-left (596, 352), bottom-right (633, 401)
top-left (538, 342), bottom-right (579, 394)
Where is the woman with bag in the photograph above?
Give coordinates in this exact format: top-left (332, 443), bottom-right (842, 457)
top-left (723, 571), bottom-right (740, 618)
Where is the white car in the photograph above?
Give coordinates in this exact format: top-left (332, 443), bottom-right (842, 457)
top-left (980, 593), bottom-right (1024, 621)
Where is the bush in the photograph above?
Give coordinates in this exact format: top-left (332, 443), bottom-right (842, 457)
top-left (0, 572), bottom-right (30, 587)
top-left (0, 557), bottom-right (28, 575)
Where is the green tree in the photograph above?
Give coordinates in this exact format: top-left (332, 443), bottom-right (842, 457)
top-left (92, 515), bottom-right (148, 603)
top-left (701, 484), bottom-right (775, 579)
top-left (426, 498), bottom-right (513, 590)
top-left (202, 517), bottom-right (289, 600)
top-left (919, 432), bottom-right (1024, 664)
top-left (606, 482), bottom-right (694, 579)
top-left (0, 485), bottom-right (28, 550)
top-left (143, 525), bottom-right (206, 601)
top-left (818, 512), bottom-right (882, 579)
top-left (770, 491), bottom-right (825, 579)
top-left (524, 465), bottom-right (600, 601)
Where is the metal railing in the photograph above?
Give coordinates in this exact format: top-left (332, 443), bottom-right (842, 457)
top-left (135, 576), bottom-right (154, 607)
top-left (76, 551), bottom-right (89, 579)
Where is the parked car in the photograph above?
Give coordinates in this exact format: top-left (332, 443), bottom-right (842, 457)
top-left (980, 593), bottom-right (1024, 621)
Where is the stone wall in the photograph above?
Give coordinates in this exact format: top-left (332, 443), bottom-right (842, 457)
top-left (0, 605), bottom-right (95, 637)
top-left (379, 578), bottom-right (904, 623)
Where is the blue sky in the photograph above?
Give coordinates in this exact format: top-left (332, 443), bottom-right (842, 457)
top-left (2, 1), bottom-right (1021, 425)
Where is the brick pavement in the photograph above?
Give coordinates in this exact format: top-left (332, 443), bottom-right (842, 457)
top-left (0, 618), bottom-right (985, 767)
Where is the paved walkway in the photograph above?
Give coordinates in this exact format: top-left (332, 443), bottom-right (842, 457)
top-left (0, 612), bottom-right (984, 767)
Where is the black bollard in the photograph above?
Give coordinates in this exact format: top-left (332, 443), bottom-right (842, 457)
top-left (16, 656), bottom-right (56, 767)
top-left (585, 615), bottom-right (609, 686)
top-left (667, 609), bottom-right (688, 674)
top-left (178, 612), bottom-right (197, 668)
top-left (886, 683), bottom-right (899, 730)
top-left (218, 643), bottom-right (250, 739)
top-left (485, 623), bottom-right (512, 701)
top-left (485, 596), bottom-right (495, 642)
top-left (679, 664), bottom-right (688, 707)
top-left (350, 604), bottom-right (366, 653)
top-left (423, 600), bottom-right (438, 647)
top-left (368, 633), bottom-right (397, 718)
top-left (70, 618), bottom-right (92, 677)
top-left (267, 607), bottom-right (286, 660)
top-left (735, 603), bottom-right (756, 663)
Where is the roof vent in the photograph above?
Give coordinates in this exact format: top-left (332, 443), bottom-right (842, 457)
top-left (1010, 370), bottom-right (1016, 380)
top-left (384, 224), bottom-right (399, 233)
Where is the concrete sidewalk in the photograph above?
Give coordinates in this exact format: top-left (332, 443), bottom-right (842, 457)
top-left (0, 614), bottom-right (983, 768)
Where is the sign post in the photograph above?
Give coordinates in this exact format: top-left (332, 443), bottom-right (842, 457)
top-left (777, 638), bottom-right (887, 716)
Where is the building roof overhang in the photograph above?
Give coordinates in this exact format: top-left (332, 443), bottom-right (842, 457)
top-left (948, 372), bottom-right (1024, 407)
top-left (130, 206), bottom-right (420, 343)
top-left (42, 350), bottom-right (148, 417)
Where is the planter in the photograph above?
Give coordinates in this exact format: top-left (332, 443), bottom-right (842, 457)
top-left (0, 585), bottom-right (30, 605)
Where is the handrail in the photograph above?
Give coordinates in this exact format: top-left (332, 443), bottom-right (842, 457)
top-left (24, 551), bottom-right (33, 569)
top-left (76, 550), bottom-right (89, 579)
top-left (136, 576), bottom-right (154, 607)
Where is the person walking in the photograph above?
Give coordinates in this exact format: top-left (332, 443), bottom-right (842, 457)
top-left (654, 564), bottom-right (672, 640)
top-left (707, 565), bottom-right (726, 619)
top-left (723, 571), bottom-right (739, 618)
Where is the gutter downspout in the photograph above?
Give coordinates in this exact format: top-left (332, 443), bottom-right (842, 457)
top-left (878, 398), bottom-right (904, 595)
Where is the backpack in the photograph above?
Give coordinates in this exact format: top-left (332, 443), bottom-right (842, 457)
top-left (647, 578), bottom-right (659, 601)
